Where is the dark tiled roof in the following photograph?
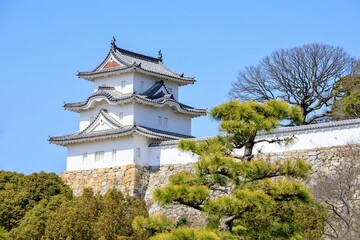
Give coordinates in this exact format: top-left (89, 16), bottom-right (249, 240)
top-left (64, 84), bottom-right (207, 116)
top-left (49, 124), bottom-right (194, 146)
top-left (142, 80), bottom-right (170, 99)
top-left (77, 41), bottom-right (195, 85)
top-left (149, 136), bottom-right (212, 148)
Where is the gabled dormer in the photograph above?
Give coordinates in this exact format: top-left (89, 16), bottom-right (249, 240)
top-left (82, 109), bottom-right (122, 133)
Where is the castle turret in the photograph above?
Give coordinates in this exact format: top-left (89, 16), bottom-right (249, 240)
top-left (49, 39), bottom-right (206, 171)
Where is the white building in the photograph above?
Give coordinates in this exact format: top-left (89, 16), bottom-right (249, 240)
top-left (50, 39), bottom-right (360, 173)
top-left (49, 38), bottom-right (206, 171)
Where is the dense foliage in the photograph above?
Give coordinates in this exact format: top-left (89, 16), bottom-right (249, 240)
top-left (0, 171), bottom-right (72, 232)
top-left (0, 171), bottom-right (148, 240)
top-left (332, 61), bottom-right (360, 120)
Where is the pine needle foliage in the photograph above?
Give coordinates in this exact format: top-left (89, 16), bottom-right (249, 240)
top-left (143, 100), bottom-right (325, 239)
top-left (210, 99), bottom-right (303, 159)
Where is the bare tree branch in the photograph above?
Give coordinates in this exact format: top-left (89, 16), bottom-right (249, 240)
top-left (312, 145), bottom-right (360, 240)
top-left (229, 43), bottom-right (356, 124)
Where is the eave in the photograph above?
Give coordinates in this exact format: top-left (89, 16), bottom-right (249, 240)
top-left (49, 125), bottom-right (194, 147)
top-left (77, 65), bottom-right (195, 86)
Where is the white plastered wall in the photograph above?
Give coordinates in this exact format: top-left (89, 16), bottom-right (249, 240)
top-left (79, 101), bottom-right (134, 131)
top-left (134, 104), bottom-right (192, 135)
top-left (66, 136), bottom-right (134, 171)
top-left (93, 73), bottom-right (134, 94)
top-left (133, 134), bottom-right (152, 166)
top-left (148, 146), bottom-right (198, 166)
top-left (247, 125), bottom-right (360, 155)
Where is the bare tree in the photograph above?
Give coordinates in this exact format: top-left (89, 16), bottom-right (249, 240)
top-left (312, 145), bottom-right (360, 240)
top-left (229, 43), bottom-right (357, 125)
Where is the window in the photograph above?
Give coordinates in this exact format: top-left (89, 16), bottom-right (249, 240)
top-left (158, 116), bottom-right (163, 127)
top-left (119, 112), bottom-right (124, 124)
top-left (82, 153), bottom-right (87, 165)
top-left (136, 148), bottom-right (141, 159)
top-left (164, 117), bottom-right (168, 128)
top-left (121, 81), bottom-right (126, 90)
top-left (95, 151), bottom-right (104, 163)
top-left (112, 149), bottom-right (117, 161)
top-left (140, 81), bottom-right (144, 92)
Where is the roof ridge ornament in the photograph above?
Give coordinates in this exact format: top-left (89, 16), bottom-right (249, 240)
top-left (111, 36), bottom-right (116, 50)
top-left (158, 50), bottom-right (163, 63)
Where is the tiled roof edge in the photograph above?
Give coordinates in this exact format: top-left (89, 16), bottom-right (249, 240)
top-left (149, 118), bottom-right (360, 147)
top-left (258, 118), bottom-right (360, 137)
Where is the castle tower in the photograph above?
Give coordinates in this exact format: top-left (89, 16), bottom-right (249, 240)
top-left (49, 39), bottom-right (206, 172)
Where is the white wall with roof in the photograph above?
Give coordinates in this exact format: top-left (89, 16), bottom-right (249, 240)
top-left (150, 119), bottom-right (360, 166)
top-left (134, 104), bottom-right (192, 135)
top-left (67, 136), bottom-right (135, 171)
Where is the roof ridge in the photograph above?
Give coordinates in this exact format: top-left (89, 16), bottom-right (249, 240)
top-left (258, 118), bottom-right (360, 136)
top-left (115, 46), bottom-right (160, 63)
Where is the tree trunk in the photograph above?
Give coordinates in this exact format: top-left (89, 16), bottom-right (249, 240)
top-left (244, 141), bottom-right (254, 161)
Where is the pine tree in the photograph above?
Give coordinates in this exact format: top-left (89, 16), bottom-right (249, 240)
top-left (135, 100), bottom-right (325, 240)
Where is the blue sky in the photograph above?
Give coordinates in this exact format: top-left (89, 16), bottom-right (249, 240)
top-left (1, 1), bottom-right (359, 174)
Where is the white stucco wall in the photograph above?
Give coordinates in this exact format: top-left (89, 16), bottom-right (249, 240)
top-left (134, 104), bottom-right (192, 135)
top-left (133, 134), bottom-right (152, 166)
top-left (93, 73), bottom-right (134, 94)
top-left (79, 102), bottom-right (134, 131)
top-left (67, 136), bottom-right (135, 171)
top-left (248, 124), bottom-right (360, 155)
top-left (148, 146), bottom-right (199, 166)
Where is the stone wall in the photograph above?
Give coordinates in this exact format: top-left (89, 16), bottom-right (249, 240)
top-left (60, 164), bottom-right (142, 196)
top-left (60, 144), bottom-right (360, 227)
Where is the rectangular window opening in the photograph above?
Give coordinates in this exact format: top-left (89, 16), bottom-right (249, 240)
top-left (95, 151), bottom-right (104, 163)
top-left (158, 116), bottom-right (163, 127)
top-left (119, 112), bottom-right (124, 124)
top-left (140, 81), bottom-right (144, 92)
top-left (121, 81), bottom-right (126, 90)
top-left (164, 117), bottom-right (168, 128)
top-left (82, 153), bottom-right (87, 165)
top-left (136, 148), bottom-right (141, 159)
top-left (112, 149), bottom-right (117, 161)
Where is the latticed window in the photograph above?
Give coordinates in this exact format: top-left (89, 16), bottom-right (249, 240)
top-left (164, 117), bottom-right (168, 128)
top-left (95, 151), bottom-right (104, 162)
top-left (121, 81), bottom-right (126, 90)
